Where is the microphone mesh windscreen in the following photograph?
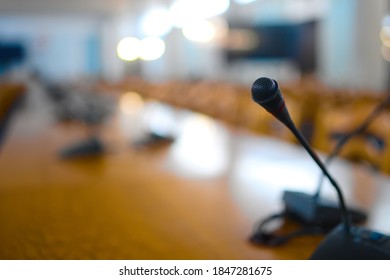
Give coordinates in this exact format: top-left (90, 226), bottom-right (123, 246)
top-left (251, 77), bottom-right (282, 110)
top-left (251, 77), bottom-right (278, 103)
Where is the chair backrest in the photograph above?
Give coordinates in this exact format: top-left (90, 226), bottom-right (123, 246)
top-left (0, 83), bottom-right (25, 149)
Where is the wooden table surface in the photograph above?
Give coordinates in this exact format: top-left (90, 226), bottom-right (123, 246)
top-left (1, 88), bottom-right (389, 260)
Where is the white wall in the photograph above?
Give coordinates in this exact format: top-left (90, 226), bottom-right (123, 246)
top-left (0, 15), bottom-right (102, 82)
top-left (318, 0), bottom-right (388, 91)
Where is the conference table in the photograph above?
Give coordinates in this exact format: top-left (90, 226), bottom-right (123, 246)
top-left (1, 86), bottom-right (389, 260)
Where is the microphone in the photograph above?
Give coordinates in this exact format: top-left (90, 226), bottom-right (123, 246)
top-left (251, 77), bottom-right (351, 234)
top-left (314, 94), bottom-right (390, 199)
top-left (251, 77), bottom-right (390, 259)
top-left (279, 92), bottom-right (390, 231)
top-left (297, 94), bottom-right (390, 229)
top-left (250, 79), bottom-right (373, 245)
top-left (250, 83), bottom-right (370, 247)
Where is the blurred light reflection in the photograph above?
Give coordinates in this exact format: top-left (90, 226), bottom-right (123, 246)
top-left (119, 91), bottom-right (144, 115)
top-left (143, 101), bottom-right (178, 137)
top-left (168, 113), bottom-right (229, 179)
top-left (118, 91), bottom-right (146, 140)
top-left (229, 136), bottom-right (353, 221)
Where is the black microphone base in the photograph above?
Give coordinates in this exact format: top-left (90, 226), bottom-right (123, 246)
top-left (248, 190), bottom-right (367, 246)
top-left (60, 136), bottom-right (104, 159)
top-left (132, 132), bottom-right (175, 148)
top-left (283, 190), bottom-right (367, 229)
top-left (310, 224), bottom-right (390, 259)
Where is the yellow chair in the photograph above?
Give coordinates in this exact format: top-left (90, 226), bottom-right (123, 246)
top-left (0, 83), bottom-right (26, 148)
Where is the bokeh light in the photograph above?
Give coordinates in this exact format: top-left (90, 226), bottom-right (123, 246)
top-left (140, 37), bottom-right (166, 61)
top-left (120, 91), bottom-right (144, 115)
top-left (182, 20), bottom-right (216, 43)
top-left (170, 0), bottom-right (230, 28)
top-left (116, 37), bottom-right (141, 61)
top-left (140, 8), bottom-right (173, 37)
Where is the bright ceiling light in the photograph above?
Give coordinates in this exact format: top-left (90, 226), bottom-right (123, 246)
top-left (140, 37), bottom-right (166, 61)
top-left (140, 8), bottom-right (173, 37)
top-left (116, 37), bottom-right (141, 61)
top-left (182, 20), bottom-right (216, 43)
top-left (170, 0), bottom-right (230, 28)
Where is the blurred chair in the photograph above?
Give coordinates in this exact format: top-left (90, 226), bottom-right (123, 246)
top-left (0, 83), bottom-right (25, 149)
top-left (109, 75), bottom-right (390, 176)
top-left (369, 110), bottom-right (390, 174)
top-left (207, 82), bottom-right (240, 125)
top-left (188, 81), bottom-right (239, 125)
top-left (312, 95), bottom-right (390, 172)
top-left (45, 83), bottom-right (115, 159)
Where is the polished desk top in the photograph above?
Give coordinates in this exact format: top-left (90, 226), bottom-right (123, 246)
top-left (0, 88), bottom-right (389, 260)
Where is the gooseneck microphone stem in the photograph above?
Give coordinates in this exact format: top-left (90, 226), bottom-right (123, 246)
top-left (251, 77), bottom-right (352, 235)
top-left (314, 94), bottom-right (390, 199)
top-left (284, 120), bottom-right (352, 234)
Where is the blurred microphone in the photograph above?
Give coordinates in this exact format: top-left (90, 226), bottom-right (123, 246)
top-left (251, 88), bottom-right (390, 240)
top-left (314, 94), bottom-right (390, 199)
top-left (251, 77), bottom-right (390, 259)
top-left (251, 77), bottom-right (351, 234)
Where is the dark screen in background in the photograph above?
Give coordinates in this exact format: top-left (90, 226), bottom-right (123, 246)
top-left (225, 20), bottom-right (317, 74)
top-left (0, 42), bottom-right (26, 74)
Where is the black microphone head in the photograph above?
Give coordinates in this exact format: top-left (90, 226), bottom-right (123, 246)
top-left (252, 77), bottom-right (283, 111)
top-left (251, 77), bottom-right (283, 111)
top-left (251, 77), bottom-right (292, 127)
top-left (251, 77), bottom-right (278, 102)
